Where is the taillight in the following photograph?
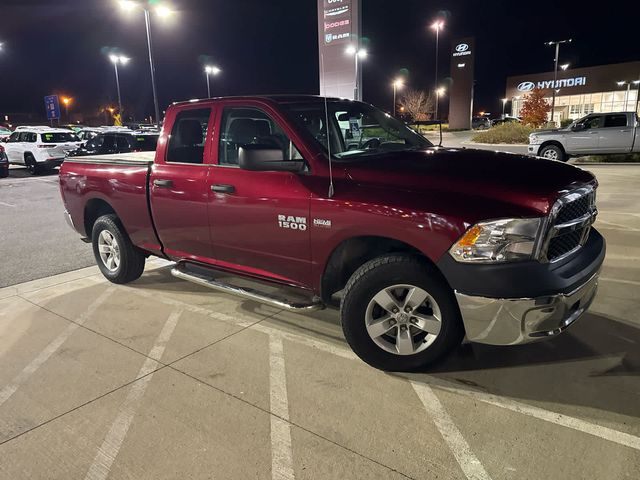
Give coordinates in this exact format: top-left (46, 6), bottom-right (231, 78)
top-left (38, 144), bottom-right (57, 149)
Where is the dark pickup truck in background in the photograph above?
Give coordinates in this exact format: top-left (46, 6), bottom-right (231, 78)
top-left (59, 95), bottom-right (605, 371)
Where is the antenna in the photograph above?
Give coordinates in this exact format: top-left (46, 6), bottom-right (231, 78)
top-left (320, 53), bottom-right (334, 198)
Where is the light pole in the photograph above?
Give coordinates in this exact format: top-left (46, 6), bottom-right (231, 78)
top-left (61, 97), bottom-right (72, 123)
top-left (109, 54), bottom-right (130, 115)
top-left (501, 98), bottom-right (508, 118)
top-left (545, 39), bottom-right (572, 126)
top-left (392, 79), bottom-right (404, 117)
top-left (431, 20), bottom-right (444, 103)
top-left (118, 0), bottom-right (173, 127)
top-left (204, 65), bottom-right (221, 98)
top-left (435, 87), bottom-right (445, 120)
top-left (345, 45), bottom-right (367, 101)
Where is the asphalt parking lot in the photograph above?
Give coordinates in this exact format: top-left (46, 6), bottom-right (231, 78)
top-left (0, 165), bottom-right (639, 479)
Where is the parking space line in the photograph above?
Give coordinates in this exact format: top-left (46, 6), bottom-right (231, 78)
top-left (432, 382), bottom-right (640, 452)
top-left (84, 308), bottom-right (183, 480)
top-left (269, 336), bottom-right (295, 480)
top-left (0, 287), bottom-right (114, 407)
top-left (0, 200), bottom-right (15, 207)
top-left (411, 381), bottom-right (492, 480)
top-left (600, 277), bottom-right (640, 287)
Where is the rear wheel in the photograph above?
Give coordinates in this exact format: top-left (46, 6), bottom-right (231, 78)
top-left (539, 144), bottom-right (566, 162)
top-left (25, 154), bottom-right (40, 175)
top-left (92, 214), bottom-right (145, 284)
top-left (340, 254), bottom-right (464, 371)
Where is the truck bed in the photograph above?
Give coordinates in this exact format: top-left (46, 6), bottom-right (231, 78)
top-left (60, 151), bottom-right (161, 255)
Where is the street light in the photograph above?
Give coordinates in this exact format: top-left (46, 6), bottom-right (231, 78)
top-left (345, 45), bottom-right (367, 101)
top-left (109, 54), bottom-right (130, 115)
top-left (117, 0), bottom-right (174, 127)
top-left (392, 78), bottom-right (404, 117)
top-left (61, 97), bottom-right (72, 122)
top-left (545, 38), bottom-right (572, 126)
top-left (431, 20), bottom-right (444, 100)
top-left (501, 98), bottom-right (508, 118)
top-left (204, 65), bottom-right (221, 98)
top-left (435, 87), bottom-right (445, 119)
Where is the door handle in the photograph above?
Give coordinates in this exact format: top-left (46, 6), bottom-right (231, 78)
top-left (211, 184), bottom-right (235, 194)
top-left (153, 179), bottom-right (173, 188)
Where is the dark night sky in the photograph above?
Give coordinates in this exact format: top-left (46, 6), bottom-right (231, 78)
top-left (0, 0), bottom-right (638, 122)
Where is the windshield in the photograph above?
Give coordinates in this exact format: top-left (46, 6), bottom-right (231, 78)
top-left (282, 100), bottom-right (432, 159)
top-left (40, 132), bottom-right (79, 143)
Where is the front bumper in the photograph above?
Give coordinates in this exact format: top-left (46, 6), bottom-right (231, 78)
top-left (527, 145), bottom-right (539, 155)
top-left (437, 228), bottom-right (605, 346)
top-left (40, 158), bottom-right (65, 169)
top-left (455, 270), bottom-right (599, 345)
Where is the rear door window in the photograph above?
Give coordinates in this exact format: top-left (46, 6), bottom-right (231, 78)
top-left (116, 135), bottom-right (132, 152)
top-left (603, 114), bottom-right (628, 128)
top-left (166, 108), bottom-right (211, 164)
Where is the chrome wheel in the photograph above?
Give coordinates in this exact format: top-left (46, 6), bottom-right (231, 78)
top-left (365, 284), bottom-right (442, 355)
top-left (97, 230), bottom-right (120, 272)
top-left (542, 148), bottom-right (559, 160)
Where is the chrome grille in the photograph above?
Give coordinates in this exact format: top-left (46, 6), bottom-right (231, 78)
top-left (539, 186), bottom-right (597, 262)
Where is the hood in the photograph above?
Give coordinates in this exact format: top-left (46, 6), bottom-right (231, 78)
top-left (339, 147), bottom-right (595, 219)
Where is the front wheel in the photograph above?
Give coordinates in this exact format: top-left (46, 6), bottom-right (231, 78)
top-left (340, 254), bottom-right (464, 371)
top-left (539, 144), bottom-right (566, 162)
top-left (92, 214), bottom-right (145, 284)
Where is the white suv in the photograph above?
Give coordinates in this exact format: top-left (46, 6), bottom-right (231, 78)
top-left (0, 127), bottom-right (81, 175)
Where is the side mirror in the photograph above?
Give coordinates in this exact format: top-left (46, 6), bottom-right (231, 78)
top-left (571, 123), bottom-right (585, 132)
top-left (238, 145), bottom-right (304, 172)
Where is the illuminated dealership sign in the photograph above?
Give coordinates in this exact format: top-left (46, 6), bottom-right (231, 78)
top-left (517, 76), bottom-right (587, 92)
top-left (453, 43), bottom-right (471, 56)
top-left (317, 0), bottom-right (361, 99)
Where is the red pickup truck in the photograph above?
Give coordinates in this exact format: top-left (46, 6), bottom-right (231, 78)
top-left (60, 95), bottom-right (604, 371)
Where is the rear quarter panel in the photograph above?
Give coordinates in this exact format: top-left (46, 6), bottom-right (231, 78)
top-left (59, 159), bottom-right (160, 254)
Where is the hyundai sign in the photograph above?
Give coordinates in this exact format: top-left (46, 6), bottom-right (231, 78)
top-left (516, 77), bottom-right (587, 92)
top-left (453, 43), bottom-right (471, 56)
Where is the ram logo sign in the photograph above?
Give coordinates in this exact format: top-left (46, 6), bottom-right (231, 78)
top-left (517, 77), bottom-right (587, 92)
top-left (452, 43), bottom-right (471, 57)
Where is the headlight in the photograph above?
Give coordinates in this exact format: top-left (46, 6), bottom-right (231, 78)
top-left (529, 134), bottom-right (540, 144)
top-left (449, 218), bottom-right (542, 263)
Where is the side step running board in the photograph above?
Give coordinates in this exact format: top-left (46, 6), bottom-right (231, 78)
top-left (171, 263), bottom-right (325, 312)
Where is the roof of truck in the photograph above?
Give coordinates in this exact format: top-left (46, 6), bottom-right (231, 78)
top-left (171, 94), bottom-right (349, 108)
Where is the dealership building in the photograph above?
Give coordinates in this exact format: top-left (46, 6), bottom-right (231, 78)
top-left (505, 61), bottom-right (640, 124)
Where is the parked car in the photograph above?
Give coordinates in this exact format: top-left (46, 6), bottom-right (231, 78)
top-left (491, 116), bottom-right (521, 126)
top-left (1, 127), bottom-right (80, 174)
top-left (0, 126), bottom-right (12, 142)
top-left (0, 145), bottom-right (9, 178)
top-left (529, 112), bottom-right (640, 162)
top-left (471, 117), bottom-right (491, 130)
top-left (60, 95), bottom-right (604, 371)
top-left (76, 127), bottom-right (133, 144)
top-left (71, 132), bottom-right (159, 156)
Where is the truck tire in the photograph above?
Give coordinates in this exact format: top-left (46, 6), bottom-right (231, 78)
top-left (539, 144), bottom-right (566, 162)
top-left (340, 254), bottom-right (464, 371)
top-left (92, 214), bottom-right (145, 284)
top-left (25, 154), bottom-right (40, 175)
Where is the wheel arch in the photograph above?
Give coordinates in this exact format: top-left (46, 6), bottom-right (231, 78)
top-left (320, 235), bottom-right (439, 304)
top-left (84, 198), bottom-right (119, 239)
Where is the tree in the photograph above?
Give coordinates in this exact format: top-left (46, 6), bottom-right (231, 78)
top-left (398, 89), bottom-right (435, 121)
top-left (519, 87), bottom-right (551, 127)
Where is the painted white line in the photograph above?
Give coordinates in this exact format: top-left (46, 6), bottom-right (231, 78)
top-left (432, 382), bottom-right (640, 452)
top-left (269, 335), bottom-right (295, 480)
top-left (84, 308), bottom-right (182, 480)
top-left (411, 381), bottom-right (492, 480)
top-left (600, 277), bottom-right (640, 287)
top-left (0, 287), bottom-right (114, 407)
top-left (0, 201), bottom-right (15, 207)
